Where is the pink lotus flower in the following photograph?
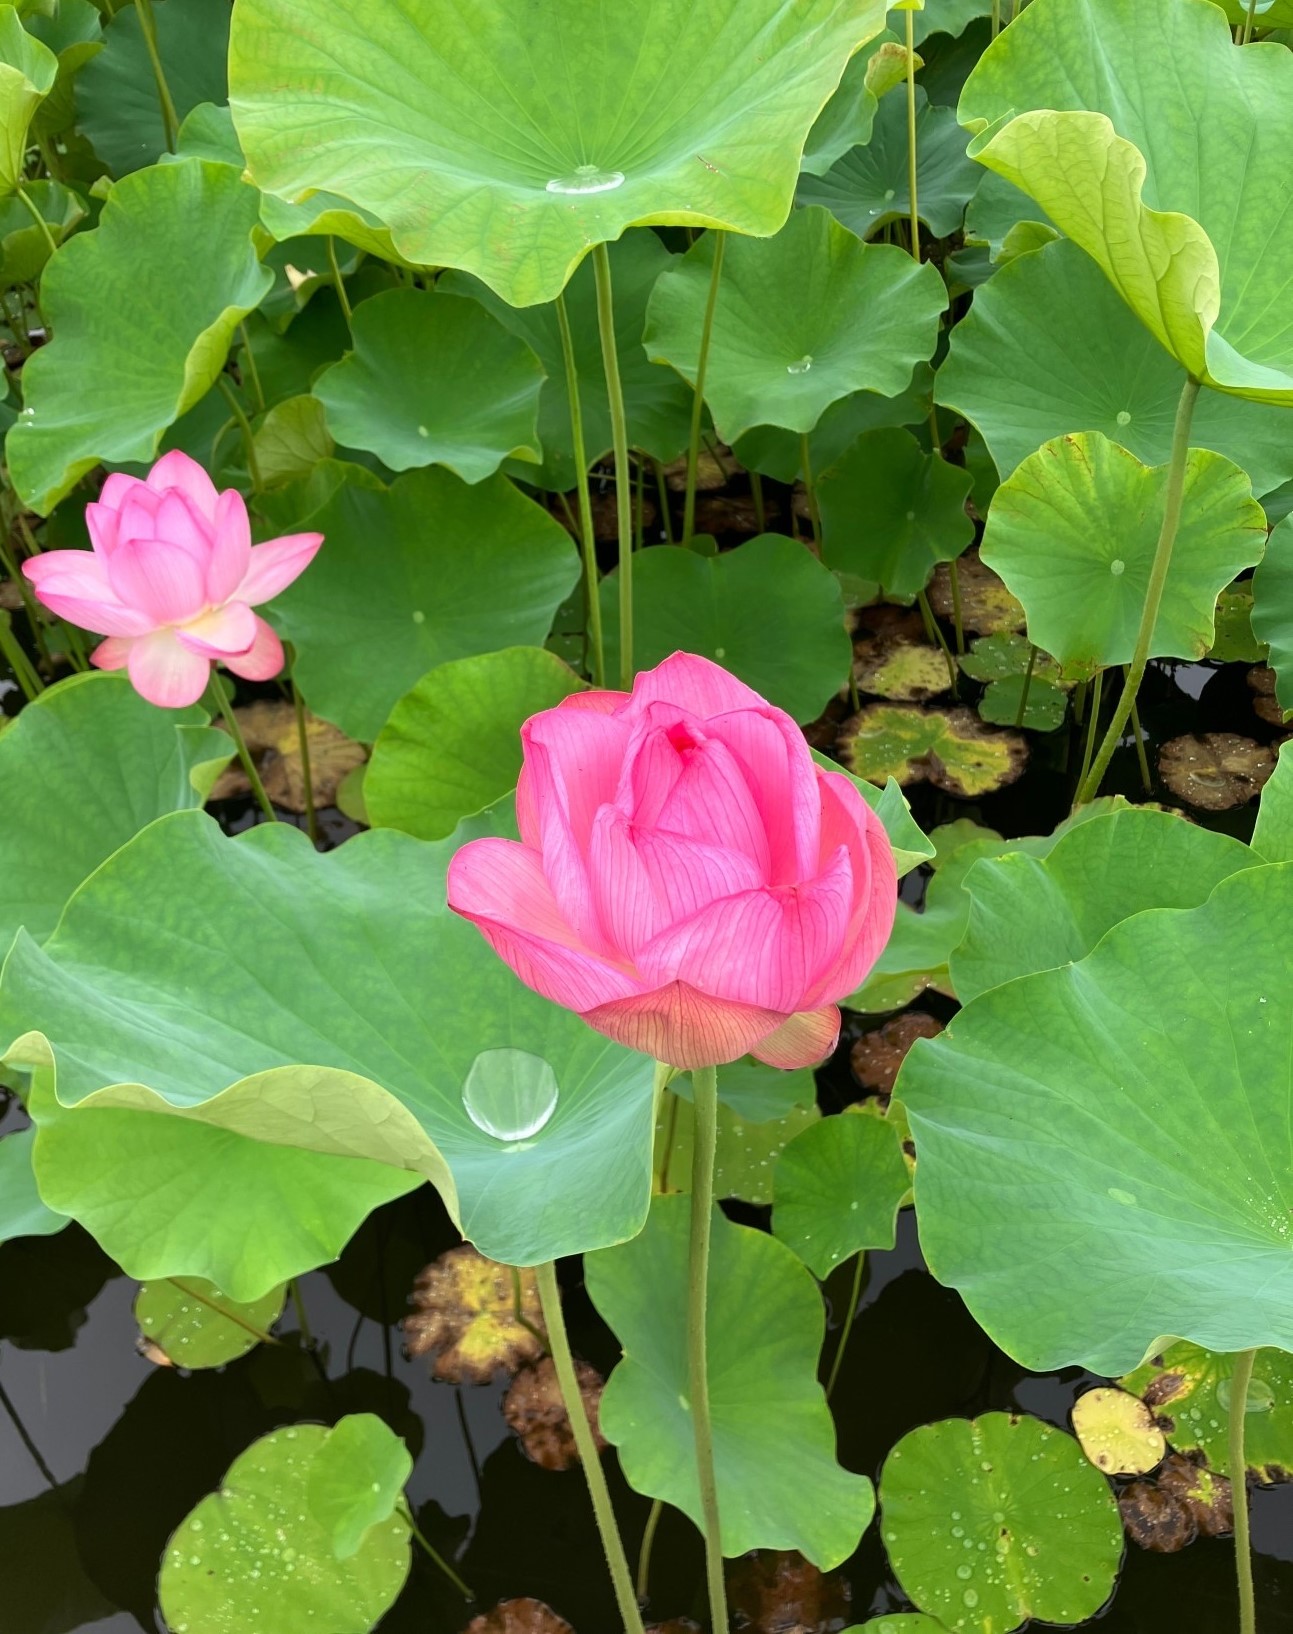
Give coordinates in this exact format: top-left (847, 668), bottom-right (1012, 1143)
top-left (448, 653), bottom-right (897, 1071)
top-left (22, 450), bottom-right (322, 709)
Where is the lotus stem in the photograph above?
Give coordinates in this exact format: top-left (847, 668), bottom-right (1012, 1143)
top-left (948, 558), bottom-right (965, 655)
top-left (555, 291), bottom-right (605, 686)
top-left (134, 0), bottom-right (179, 152)
top-left (918, 588), bottom-right (958, 694)
top-left (682, 232), bottom-right (726, 548)
top-left (905, 8), bottom-right (920, 259)
top-left (14, 186), bottom-right (59, 262)
top-left (1242, 0), bottom-right (1260, 43)
top-left (397, 1498), bottom-right (475, 1600)
top-left (216, 375), bottom-right (263, 493)
top-left (652, 457), bottom-right (674, 544)
top-left (326, 237), bottom-right (354, 331)
top-left (286, 646), bottom-right (318, 846)
top-left (991, 0), bottom-right (1001, 36)
top-left (1075, 377), bottom-right (1200, 804)
top-left (800, 434), bottom-right (822, 548)
top-left (239, 322), bottom-right (266, 415)
top-left (1076, 667), bottom-right (1103, 798)
top-left (209, 667), bottom-right (277, 823)
top-left (1127, 667), bottom-right (1152, 792)
top-left (824, 1250), bottom-right (865, 1400)
top-left (1228, 1348), bottom-right (1258, 1634)
top-left (592, 244), bottom-right (636, 688)
top-left (750, 470), bottom-right (766, 534)
top-left (687, 1062), bottom-right (729, 1633)
top-left (0, 609), bottom-right (43, 699)
top-left (534, 1259), bottom-right (646, 1634)
top-left (636, 1497), bottom-right (663, 1602)
top-left (1014, 643), bottom-right (1037, 727)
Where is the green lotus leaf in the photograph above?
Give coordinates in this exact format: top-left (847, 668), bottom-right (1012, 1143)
top-left (673, 1056), bottom-right (817, 1125)
top-left (1251, 515), bottom-right (1293, 717)
top-left (652, 1092), bottom-right (818, 1205)
top-left (365, 647), bottom-right (584, 842)
top-left (801, 31), bottom-right (905, 178)
top-left (229, 0), bottom-right (888, 308)
top-left (896, 863), bottom-right (1293, 1372)
top-left (26, 0), bottom-right (102, 143)
top-left (134, 1275), bottom-right (286, 1368)
top-left (0, 179), bottom-right (85, 285)
top-left (976, 676), bottom-right (1066, 732)
top-left (956, 632), bottom-right (1056, 687)
top-left (772, 1109), bottom-right (910, 1279)
top-left (0, 1127), bottom-right (67, 1243)
top-left (936, 239), bottom-right (1293, 499)
top-left (1, 811), bottom-right (657, 1297)
top-left (645, 206), bottom-right (944, 441)
top-left (960, 170), bottom-right (1056, 262)
top-left (841, 704), bottom-right (1025, 799)
top-left (599, 535), bottom-right (851, 725)
top-left (1121, 1342), bottom-right (1293, 1483)
top-left (951, 807), bottom-right (1257, 1005)
top-left (733, 367), bottom-right (933, 485)
top-left (1252, 739), bottom-right (1293, 864)
top-left (586, 1193), bottom-right (875, 1567)
top-left (980, 433), bottom-right (1267, 671)
top-left (251, 393), bottom-right (334, 489)
top-left (159, 1417), bottom-right (411, 1634)
top-left (272, 466), bottom-right (579, 741)
top-left (959, 0), bottom-right (1293, 402)
top-left (819, 428), bottom-right (973, 602)
top-left (442, 234), bottom-right (692, 494)
top-left (879, 1413), bottom-right (1122, 1632)
top-left (78, 0), bottom-right (228, 176)
top-left (798, 89), bottom-right (980, 240)
top-left (1219, 0), bottom-right (1293, 20)
top-left (6, 158), bottom-right (273, 514)
top-left (314, 289), bottom-right (545, 483)
top-left (911, 0), bottom-right (991, 42)
top-left (1209, 586), bottom-right (1265, 665)
top-left (0, 671), bottom-right (230, 952)
top-left (0, 6), bottom-right (55, 193)
top-left (850, 1620), bottom-right (950, 1634)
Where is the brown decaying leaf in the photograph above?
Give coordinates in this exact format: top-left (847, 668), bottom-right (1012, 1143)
top-left (209, 700), bottom-right (367, 813)
top-left (1248, 663), bottom-right (1284, 726)
top-left (138, 1337), bottom-right (174, 1369)
top-left (1157, 732), bottom-right (1274, 812)
top-left (664, 448), bottom-right (732, 491)
top-left (696, 494), bottom-right (777, 537)
top-left (463, 1599), bottom-right (575, 1634)
top-left (850, 1012), bottom-right (943, 1096)
top-left (852, 637), bottom-right (951, 704)
top-left (503, 1355), bottom-right (607, 1470)
top-left (1119, 1452), bottom-right (1233, 1553)
top-left (929, 549), bottom-right (1026, 636)
top-left (726, 1550), bottom-right (851, 1634)
top-left (646, 1622), bottom-right (702, 1634)
top-left (403, 1244), bottom-right (545, 1384)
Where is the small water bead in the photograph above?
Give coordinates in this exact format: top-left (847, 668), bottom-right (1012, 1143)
top-left (1108, 1185), bottom-right (1137, 1205)
top-left (1116, 409), bottom-right (1132, 426)
top-left (545, 165), bottom-right (626, 195)
top-left (956, 1565), bottom-right (973, 1581)
top-left (1109, 559), bottom-right (1126, 577)
top-left (883, 188), bottom-right (896, 202)
top-left (412, 609), bottom-right (426, 624)
top-left (963, 1589), bottom-right (980, 1609)
top-left (787, 354), bottom-right (814, 375)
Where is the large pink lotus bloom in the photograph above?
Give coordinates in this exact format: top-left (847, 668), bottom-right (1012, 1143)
top-left (22, 450), bottom-right (322, 709)
top-left (448, 653), bottom-right (897, 1071)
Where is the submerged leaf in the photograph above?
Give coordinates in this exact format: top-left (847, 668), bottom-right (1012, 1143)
top-left (854, 639), bottom-right (951, 704)
top-left (850, 1013), bottom-right (943, 1097)
top-left (464, 1602), bottom-right (574, 1634)
top-left (726, 1550), bottom-right (852, 1634)
top-left (1157, 733), bottom-right (1274, 813)
top-left (403, 1246), bottom-right (544, 1384)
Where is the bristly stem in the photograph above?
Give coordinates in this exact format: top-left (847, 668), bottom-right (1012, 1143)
top-left (682, 232), bottom-right (726, 548)
top-left (209, 667), bottom-right (277, 823)
top-left (800, 433), bottom-right (822, 547)
top-left (825, 1251), bottom-right (865, 1400)
top-left (636, 1498), bottom-right (663, 1602)
top-left (652, 457), bottom-right (674, 544)
top-left (1076, 667), bottom-right (1104, 800)
top-left (397, 1498), bottom-right (475, 1601)
top-left (327, 237), bottom-right (353, 330)
top-left (1076, 377), bottom-right (1201, 805)
top-left (918, 588), bottom-right (958, 694)
top-left (750, 470), bottom-right (766, 534)
top-left (239, 321), bottom-right (266, 416)
top-left (991, 0), bottom-right (1001, 35)
top-left (216, 375), bottom-right (263, 492)
top-left (1228, 1348), bottom-right (1257, 1634)
top-left (556, 291), bottom-right (605, 686)
top-left (905, 7), bottom-right (920, 260)
top-left (286, 645), bottom-right (318, 846)
top-left (534, 1260), bottom-right (646, 1634)
top-left (592, 244), bottom-right (635, 688)
top-left (688, 1062), bottom-right (729, 1633)
top-left (134, 0), bottom-right (179, 151)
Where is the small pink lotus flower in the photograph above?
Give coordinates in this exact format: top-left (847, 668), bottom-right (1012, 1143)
top-left (448, 653), bottom-right (898, 1071)
top-left (22, 451), bottom-right (322, 709)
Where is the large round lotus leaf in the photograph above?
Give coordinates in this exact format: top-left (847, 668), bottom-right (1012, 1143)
top-left (0, 1127), bottom-right (67, 1244)
top-left (1, 811), bottom-right (657, 1297)
top-left (896, 863), bottom-right (1293, 1373)
top-left (228, 0), bottom-right (889, 308)
top-left (1121, 1342), bottom-right (1293, 1483)
top-left (644, 207), bottom-right (944, 441)
top-left (798, 88), bottom-right (981, 240)
top-left (911, 0), bottom-right (992, 42)
top-left (980, 433), bottom-right (1266, 671)
top-left (134, 1275), bottom-right (286, 1368)
top-left (819, 428), bottom-right (974, 602)
top-left (6, 159), bottom-right (273, 515)
top-left (936, 238), bottom-right (1293, 498)
top-left (950, 807), bottom-right (1258, 1004)
top-left (585, 1193), bottom-right (875, 1568)
top-left (77, 0), bottom-right (227, 175)
top-left (159, 1417), bottom-right (411, 1634)
top-left (271, 466), bottom-right (579, 741)
top-left (1251, 516), bottom-right (1293, 717)
top-left (0, 671), bottom-right (230, 952)
top-left (841, 704), bottom-right (1026, 799)
top-left (599, 535), bottom-right (851, 724)
top-left (442, 234), bottom-right (692, 494)
top-left (772, 1109), bottom-right (910, 1279)
top-left (313, 289), bottom-right (544, 483)
top-left (879, 1413), bottom-right (1122, 1632)
top-left (27, 0), bottom-right (102, 143)
top-left (0, 10), bottom-right (55, 193)
top-left (733, 367), bottom-right (933, 485)
top-left (958, 0), bottom-right (1293, 403)
top-left (365, 647), bottom-right (585, 841)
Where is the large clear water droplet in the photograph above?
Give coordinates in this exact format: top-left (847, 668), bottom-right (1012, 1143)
top-left (1217, 1374), bottom-right (1275, 1414)
top-left (786, 354), bottom-right (814, 375)
top-left (546, 165), bottom-right (625, 196)
top-left (462, 1049), bottom-right (559, 1142)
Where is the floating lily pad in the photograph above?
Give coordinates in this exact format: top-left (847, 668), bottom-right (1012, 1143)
top-left (1121, 1343), bottom-right (1293, 1484)
top-left (672, 1056), bottom-right (817, 1127)
top-left (466, 1602), bottom-right (573, 1634)
top-left (0, 1126), bottom-right (67, 1244)
top-left (208, 700), bottom-right (366, 815)
top-left (772, 1110), bottom-right (910, 1279)
top-left (654, 1093), bottom-right (819, 1206)
top-left (840, 705), bottom-right (1026, 799)
top-left (981, 434), bottom-right (1266, 671)
top-left (855, 639), bottom-right (951, 703)
top-left (230, 0), bottom-right (890, 307)
top-left (1118, 1453), bottom-right (1233, 1554)
top-left (1251, 515), bottom-right (1293, 716)
top-left (1209, 586), bottom-right (1266, 665)
top-left (134, 1275), bottom-right (287, 1368)
top-left (158, 1416), bottom-right (411, 1634)
top-left (879, 1413), bottom-right (1122, 1633)
top-left (929, 551), bottom-right (1024, 636)
top-left (977, 676), bottom-right (1066, 733)
top-left (1071, 1387), bottom-right (1165, 1477)
top-left (600, 535), bottom-right (851, 725)
top-left (272, 466), bottom-right (580, 741)
top-left (728, 1551), bottom-right (852, 1633)
top-left (957, 632), bottom-right (1056, 688)
top-left (503, 1356), bottom-right (606, 1471)
top-left (819, 429), bottom-right (974, 602)
top-left (586, 1193), bottom-right (875, 1567)
top-left (645, 207), bottom-right (944, 442)
top-left (1157, 733), bottom-right (1274, 813)
top-left (403, 1245), bottom-right (543, 1383)
top-left (851, 1619), bottom-right (950, 1634)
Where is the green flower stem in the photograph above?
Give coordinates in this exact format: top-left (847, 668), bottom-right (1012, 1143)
top-left (1127, 667), bottom-right (1152, 793)
top-left (800, 433), bottom-right (822, 547)
top-left (1076, 667), bottom-right (1104, 799)
top-left (216, 375), bottom-right (263, 493)
top-left (0, 609), bottom-right (42, 699)
top-left (327, 237), bottom-right (353, 330)
top-left (556, 290), bottom-right (605, 687)
top-left (1076, 377), bottom-right (1201, 805)
top-left (636, 1497), bottom-right (663, 1601)
top-left (288, 1277), bottom-right (313, 1346)
top-left (918, 589), bottom-right (958, 694)
top-left (1229, 1348), bottom-right (1258, 1634)
top-left (1014, 643), bottom-right (1038, 727)
top-left (592, 244), bottom-right (636, 688)
top-left (1242, 0), bottom-right (1260, 43)
top-left (534, 1259), bottom-right (646, 1634)
top-left (286, 645), bottom-right (318, 847)
top-left (688, 1062), bottom-right (729, 1633)
top-left (824, 1250), bottom-right (865, 1400)
top-left (209, 667), bottom-right (277, 824)
top-left (905, 7), bottom-right (920, 258)
top-left (14, 185), bottom-right (59, 262)
top-left (134, 0), bottom-right (179, 152)
top-left (948, 557), bottom-right (966, 655)
top-left (652, 458), bottom-right (674, 544)
top-left (397, 1498), bottom-right (475, 1601)
top-left (750, 470), bottom-right (766, 534)
top-left (991, 0), bottom-right (1001, 35)
top-left (682, 232), bottom-right (726, 549)
top-left (239, 321), bottom-right (266, 415)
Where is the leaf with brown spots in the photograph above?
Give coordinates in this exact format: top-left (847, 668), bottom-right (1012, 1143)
top-left (463, 1599), bottom-right (575, 1634)
top-left (1157, 732), bottom-right (1274, 812)
top-left (403, 1245), bottom-right (544, 1383)
top-left (1071, 1386), bottom-right (1165, 1475)
top-left (726, 1549), bottom-right (851, 1634)
top-left (503, 1356), bottom-right (606, 1471)
top-left (1119, 1453), bottom-right (1232, 1553)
